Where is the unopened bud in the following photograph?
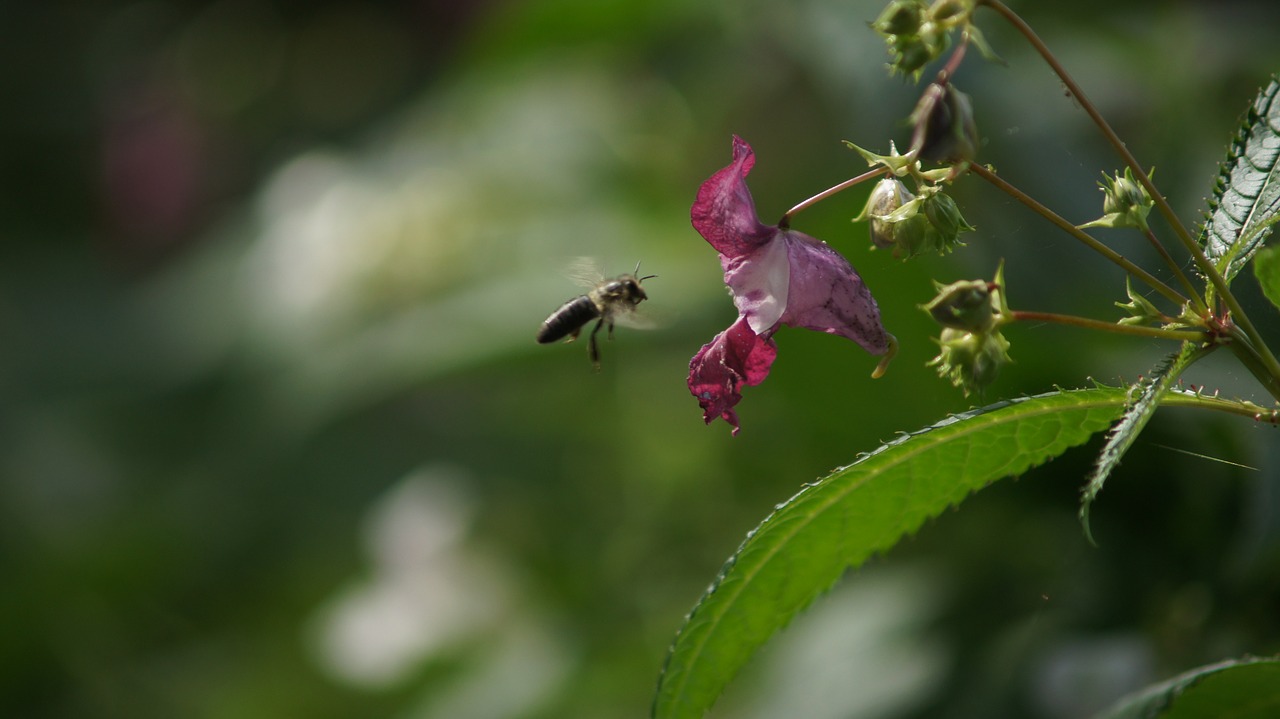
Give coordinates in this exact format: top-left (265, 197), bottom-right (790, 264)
top-left (864, 178), bottom-right (916, 250)
top-left (1104, 174), bottom-right (1146, 215)
top-left (854, 184), bottom-right (971, 259)
top-left (875, 2), bottom-right (949, 79)
top-left (1102, 168), bottom-right (1153, 228)
top-left (1079, 167), bottom-right (1155, 231)
top-left (929, 0), bottom-right (969, 22)
top-left (891, 38), bottom-right (938, 77)
top-left (873, 0), bottom-right (926, 36)
top-left (891, 214), bottom-right (938, 259)
top-left (928, 326), bottom-right (1011, 396)
top-left (910, 82), bottom-right (979, 164)
top-left (923, 279), bottom-right (998, 333)
top-left (920, 190), bottom-right (973, 249)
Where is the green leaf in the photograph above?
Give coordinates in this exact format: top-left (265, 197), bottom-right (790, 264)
top-left (1254, 244), bottom-right (1280, 311)
top-left (652, 388), bottom-right (1131, 719)
top-left (1201, 76), bottom-right (1280, 283)
top-left (1098, 656), bottom-right (1280, 719)
top-left (1079, 343), bottom-right (1206, 543)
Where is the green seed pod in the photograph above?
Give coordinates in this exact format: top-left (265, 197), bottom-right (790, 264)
top-left (920, 190), bottom-right (974, 251)
top-left (893, 214), bottom-right (938, 259)
top-left (922, 279), bottom-right (997, 333)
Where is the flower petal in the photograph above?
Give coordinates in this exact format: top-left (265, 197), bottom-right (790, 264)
top-left (723, 232), bottom-right (790, 335)
top-left (779, 231), bottom-right (889, 355)
top-left (687, 316), bottom-right (778, 435)
top-left (691, 136), bottom-right (775, 258)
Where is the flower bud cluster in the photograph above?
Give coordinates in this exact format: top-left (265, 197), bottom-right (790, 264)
top-left (856, 179), bottom-right (974, 259)
top-left (872, 0), bottom-right (975, 79)
top-left (929, 328), bottom-right (1011, 394)
top-left (1079, 167), bottom-right (1155, 231)
top-left (924, 263), bottom-right (1011, 396)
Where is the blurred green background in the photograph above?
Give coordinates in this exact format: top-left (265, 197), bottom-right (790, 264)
top-left (3, 1), bottom-right (1280, 717)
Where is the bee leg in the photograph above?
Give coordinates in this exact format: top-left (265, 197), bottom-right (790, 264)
top-left (565, 326), bottom-right (582, 344)
top-left (588, 318), bottom-right (605, 371)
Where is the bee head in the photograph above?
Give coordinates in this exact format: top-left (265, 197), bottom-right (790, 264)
top-left (629, 262), bottom-right (657, 302)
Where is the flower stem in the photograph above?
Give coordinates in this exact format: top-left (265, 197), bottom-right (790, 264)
top-left (1009, 310), bottom-right (1213, 343)
top-left (969, 162), bottom-right (1188, 308)
top-left (780, 167), bottom-right (887, 228)
top-left (935, 30), bottom-right (969, 84)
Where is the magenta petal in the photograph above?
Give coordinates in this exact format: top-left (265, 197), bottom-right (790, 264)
top-left (691, 136), bottom-right (775, 258)
top-left (686, 134), bottom-right (891, 436)
top-left (687, 316), bottom-right (778, 434)
top-left (779, 231), bottom-right (890, 355)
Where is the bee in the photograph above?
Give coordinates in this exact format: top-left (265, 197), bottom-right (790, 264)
top-left (537, 261), bottom-right (656, 370)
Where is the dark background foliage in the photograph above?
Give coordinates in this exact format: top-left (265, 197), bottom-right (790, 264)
top-left (2, 1), bottom-right (1279, 717)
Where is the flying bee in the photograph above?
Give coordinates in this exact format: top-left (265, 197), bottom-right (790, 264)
top-left (536, 261), bottom-right (657, 370)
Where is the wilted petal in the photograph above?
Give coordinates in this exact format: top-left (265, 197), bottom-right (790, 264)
top-left (691, 136), bottom-right (775, 258)
top-left (687, 316), bottom-right (778, 435)
top-left (779, 232), bottom-right (889, 355)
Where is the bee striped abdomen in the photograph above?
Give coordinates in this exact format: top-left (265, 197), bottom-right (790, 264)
top-left (537, 295), bottom-right (601, 344)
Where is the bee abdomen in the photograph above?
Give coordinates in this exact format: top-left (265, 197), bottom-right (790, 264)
top-left (537, 295), bottom-right (600, 344)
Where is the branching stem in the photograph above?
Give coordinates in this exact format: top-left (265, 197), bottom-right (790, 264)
top-left (969, 163), bottom-right (1187, 308)
top-left (980, 0), bottom-right (1280, 396)
top-left (1226, 328), bottom-right (1280, 402)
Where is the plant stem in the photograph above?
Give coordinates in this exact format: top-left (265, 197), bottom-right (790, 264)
top-left (936, 30), bottom-right (969, 83)
top-left (1009, 310), bottom-right (1212, 343)
top-left (780, 167), bottom-right (888, 228)
top-left (1219, 291), bottom-right (1280, 392)
top-left (1161, 388), bottom-right (1280, 425)
top-left (969, 163), bottom-right (1188, 308)
top-left (980, 0), bottom-right (1280, 395)
top-left (978, 0), bottom-right (1196, 244)
top-left (1142, 225), bottom-right (1204, 311)
top-left (1226, 328), bottom-right (1280, 402)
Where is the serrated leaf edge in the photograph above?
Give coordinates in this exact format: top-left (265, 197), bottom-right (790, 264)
top-left (1079, 343), bottom-right (1207, 543)
top-left (1199, 75), bottom-right (1280, 283)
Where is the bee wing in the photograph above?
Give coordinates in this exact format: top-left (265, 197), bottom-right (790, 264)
top-left (612, 312), bottom-right (657, 331)
top-left (566, 256), bottom-right (606, 289)
top-left (604, 301), bottom-right (661, 331)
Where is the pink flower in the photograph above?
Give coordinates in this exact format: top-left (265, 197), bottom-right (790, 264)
top-left (688, 136), bottom-right (890, 434)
